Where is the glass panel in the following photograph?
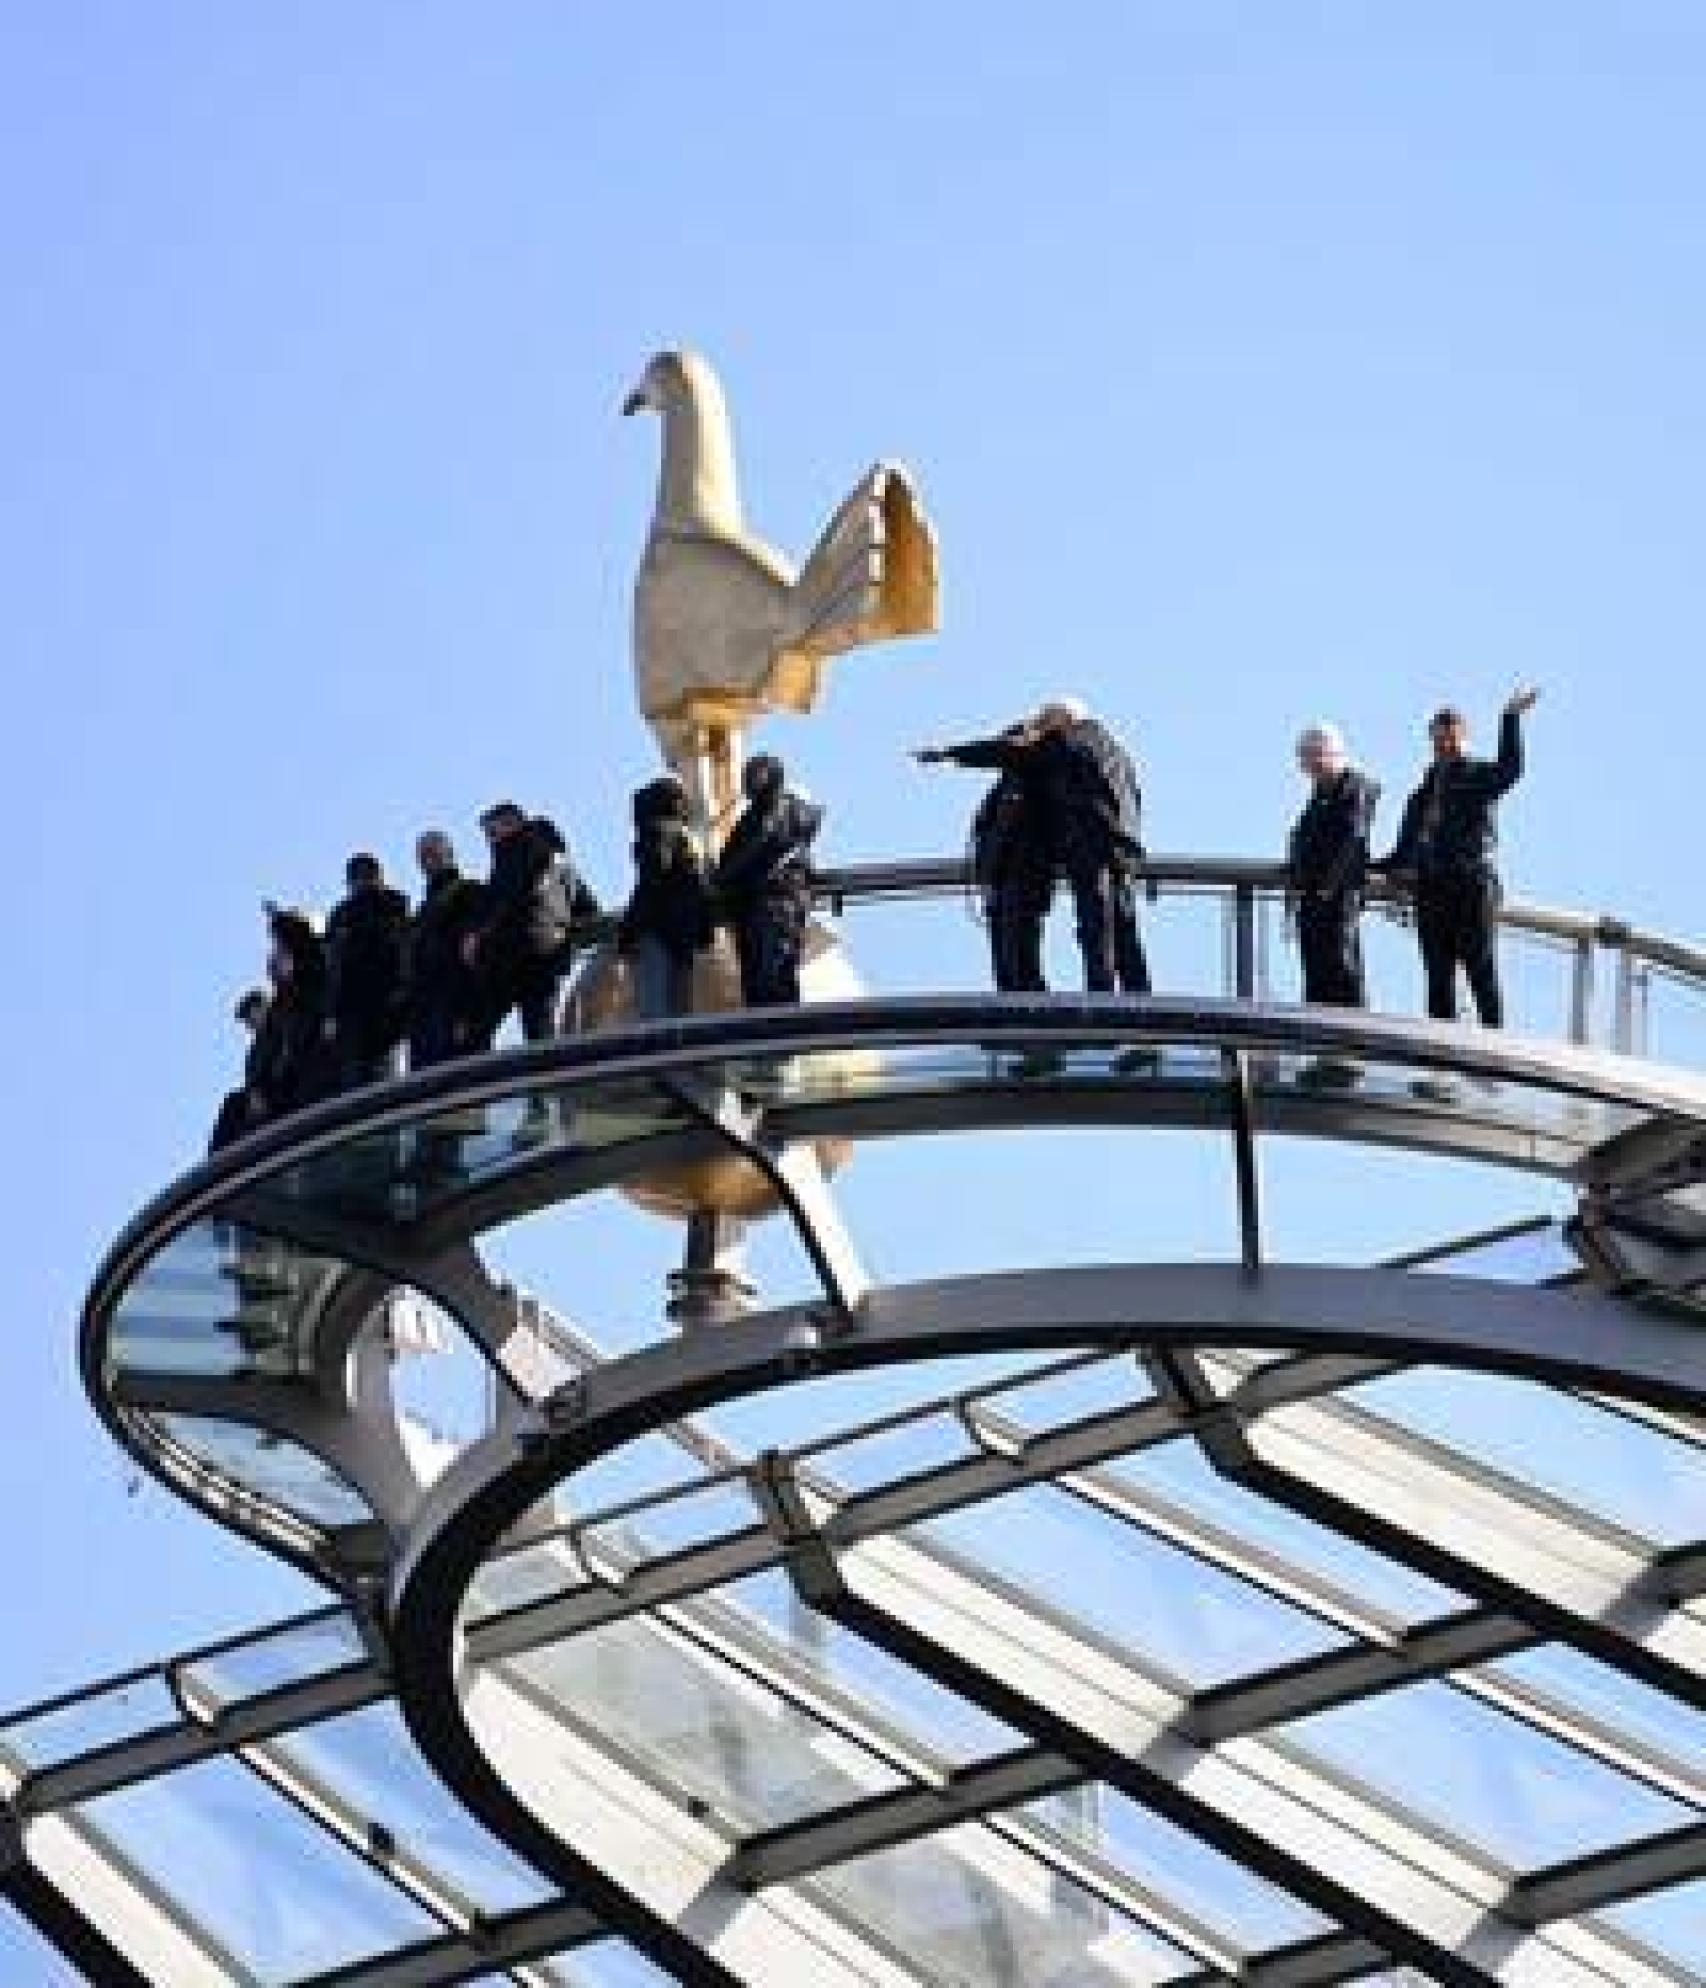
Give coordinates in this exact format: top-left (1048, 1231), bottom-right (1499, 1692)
top-left (1105, 1439), bottom-right (1465, 1623)
top-left (576, 1476), bottom-right (761, 1578)
top-left (177, 1612), bottom-right (366, 1713)
top-left (698, 1572), bottom-right (1023, 1763)
top-left (973, 1353), bottom-right (1156, 1439)
top-left (510, 1612), bottom-right (908, 1833)
top-left (911, 1482), bottom-right (1348, 1687)
top-left (1404, 1218), bottom-right (1578, 1282)
top-left (265, 1703), bottom-right (554, 1913)
top-left (560, 1943), bottom-right (679, 1986)
top-left (806, 1410), bottom-right (979, 1495)
top-left (1030, 1785), bottom-right (1330, 1950)
top-left (1478, 1645), bottom-right (1706, 1780)
top-left (811, 1821), bottom-right (1196, 1985)
top-left (236, 1074), bottom-right (696, 1230)
top-left (1639, 962), bottom-right (1706, 1073)
top-left (0, 1673), bottom-right (179, 1776)
top-left (1250, 1045), bottom-right (1614, 1156)
top-left (1280, 1680), bottom-right (1690, 1866)
top-left (467, 1535), bottom-right (590, 1620)
top-left (0, 1904), bottom-right (87, 1986)
top-left (79, 1756), bottom-right (441, 1981)
top-left (1598, 1879), bottom-right (1706, 1976)
top-left (705, 1351), bottom-right (1063, 1455)
top-left (152, 1414), bottom-right (371, 1529)
top-left (108, 1221), bottom-right (336, 1381)
top-left (562, 1430), bottom-right (713, 1520)
top-left (1341, 1369), bottom-right (1706, 1545)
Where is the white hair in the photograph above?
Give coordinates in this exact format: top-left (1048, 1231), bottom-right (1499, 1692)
top-left (1296, 721), bottom-right (1347, 760)
top-left (1037, 695), bottom-right (1091, 726)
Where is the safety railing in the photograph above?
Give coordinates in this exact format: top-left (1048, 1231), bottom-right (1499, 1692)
top-left (810, 855), bottom-right (1706, 1064)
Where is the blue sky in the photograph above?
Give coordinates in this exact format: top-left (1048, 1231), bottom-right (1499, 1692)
top-left (3, 5), bottom-right (1706, 1974)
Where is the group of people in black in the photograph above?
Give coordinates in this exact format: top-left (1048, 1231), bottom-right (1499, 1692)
top-left (209, 757), bottom-right (823, 1152)
top-left (211, 684), bottom-right (1538, 1151)
top-left (917, 684), bottom-right (1540, 1034)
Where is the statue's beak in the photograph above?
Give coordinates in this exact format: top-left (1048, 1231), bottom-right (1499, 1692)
top-left (621, 385), bottom-right (648, 417)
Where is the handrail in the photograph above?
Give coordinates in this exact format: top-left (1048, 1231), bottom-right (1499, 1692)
top-left (551, 851), bottom-right (1706, 1061)
top-left (811, 852), bottom-right (1706, 980)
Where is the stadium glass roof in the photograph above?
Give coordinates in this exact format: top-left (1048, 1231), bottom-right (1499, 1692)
top-left (6, 860), bottom-right (1706, 1987)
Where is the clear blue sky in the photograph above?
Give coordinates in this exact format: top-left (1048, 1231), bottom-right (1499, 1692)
top-left (3, 5), bottom-right (1705, 1974)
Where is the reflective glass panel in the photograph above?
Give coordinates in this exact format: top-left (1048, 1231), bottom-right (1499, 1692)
top-left (1250, 1045), bottom-right (1614, 1158)
top-left (560, 1943), bottom-right (679, 1985)
top-left (235, 1074), bottom-right (697, 1230)
top-left (1405, 1218), bottom-right (1577, 1282)
top-left (0, 1903), bottom-right (86, 1986)
top-left (912, 1482), bottom-right (1348, 1687)
top-left (1343, 1368), bottom-right (1706, 1545)
top-left (511, 1611), bottom-right (909, 1832)
top-left (467, 1536), bottom-right (590, 1620)
top-left (806, 1410), bottom-right (980, 1495)
top-left (79, 1755), bottom-right (441, 1980)
top-left (1478, 1645), bottom-right (1706, 1785)
top-left (152, 1413), bottom-right (371, 1528)
top-left (1280, 1680), bottom-right (1691, 1866)
top-left (0, 1673), bottom-right (179, 1777)
top-left (1599, 1878), bottom-right (1706, 1975)
top-left (108, 1222), bottom-right (335, 1381)
top-left (1028, 1785), bottom-right (1330, 1950)
top-left (1105, 1439), bottom-right (1464, 1622)
top-left (576, 1475), bottom-right (761, 1578)
top-left (700, 1571), bottom-right (1023, 1763)
top-left (811, 1820), bottom-right (1196, 1985)
top-left (177, 1611), bottom-right (367, 1713)
top-left (562, 1430), bottom-right (714, 1519)
top-left (972, 1353), bottom-right (1157, 1439)
top-left (266, 1703), bottom-right (555, 1913)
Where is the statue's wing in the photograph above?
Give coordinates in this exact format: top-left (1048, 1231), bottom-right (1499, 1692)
top-left (769, 463), bottom-right (940, 711)
top-left (634, 524), bottom-right (795, 721)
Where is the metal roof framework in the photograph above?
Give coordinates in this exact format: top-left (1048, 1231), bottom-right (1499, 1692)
top-left (7, 865), bottom-right (1706, 1986)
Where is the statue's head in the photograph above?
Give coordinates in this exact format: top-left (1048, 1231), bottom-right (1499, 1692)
top-left (622, 348), bottom-right (714, 418)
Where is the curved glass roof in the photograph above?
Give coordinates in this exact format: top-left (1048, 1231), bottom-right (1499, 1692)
top-left (10, 866), bottom-right (1706, 1984)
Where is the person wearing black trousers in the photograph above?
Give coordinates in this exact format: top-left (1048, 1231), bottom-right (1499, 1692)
top-left (208, 987), bottom-right (272, 1153)
top-left (1288, 722), bottom-right (1380, 1009)
top-left (406, 830), bottom-right (487, 1068)
top-left (620, 774), bottom-right (714, 1018)
top-left (463, 802), bottom-right (598, 1048)
top-left (1377, 687), bottom-right (1539, 1028)
top-left (914, 721), bottom-right (1054, 992)
top-left (323, 853), bottom-right (410, 1090)
top-left (713, 755), bottom-right (822, 1007)
top-left (917, 699), bottom-right (1151, 1000)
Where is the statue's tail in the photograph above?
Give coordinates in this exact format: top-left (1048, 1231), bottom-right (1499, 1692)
top-left (768, 463), bottom-right (940, 712)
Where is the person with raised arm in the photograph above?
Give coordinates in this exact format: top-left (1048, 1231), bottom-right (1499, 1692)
top-left (1375, 688), bottom-right (1540, 1029)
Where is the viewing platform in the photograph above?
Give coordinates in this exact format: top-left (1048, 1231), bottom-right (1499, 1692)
top-left (5, 857), bottom-right (1701, 1987)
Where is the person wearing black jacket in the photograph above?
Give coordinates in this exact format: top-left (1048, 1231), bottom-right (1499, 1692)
top-left (915, 722), bottom-right (1053, 992)
top-left (208, 987), bottom-right (271, 1153)
top-left (324, 853), bottom-right (411, 1090)
top-left (464, 802), bottom-right (597, 1048)
top-left (250, 905), bottom-right (336, 1119)
top-left (713, 754), bottom-right (822, 1007)
top-left (406, 830), bottom-right (487, 1068)
top-left (1033, 699), bottom-right (1151, 998)
top-left (1377, 688), bottom-right (1539, 1027)
top-left (1288, 723), bottom-right (1380, 1008)
top-left (620, 775), bottom-right (713, 1018)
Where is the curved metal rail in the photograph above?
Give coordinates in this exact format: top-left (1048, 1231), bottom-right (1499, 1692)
top-left (58, 961), bottom-right (1706, 1988)
top-left (82, 997), bottom-right (1706, 1582)
top-left (385, 1261), bottom-right (1706, 1988)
